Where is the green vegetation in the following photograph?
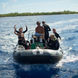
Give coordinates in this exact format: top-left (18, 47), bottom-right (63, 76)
top-left (0, 11), bottom-right (78, 17)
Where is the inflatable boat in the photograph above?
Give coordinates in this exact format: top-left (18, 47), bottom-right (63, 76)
top-left (13, 45), bottom-right (63, 64)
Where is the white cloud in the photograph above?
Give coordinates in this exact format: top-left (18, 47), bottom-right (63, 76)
top-left (1, 2), bottom-right (9, 14)
top-left (2, 2), bottom-right (8, 9)
top-left (12, 0), bottom-right (17, 2)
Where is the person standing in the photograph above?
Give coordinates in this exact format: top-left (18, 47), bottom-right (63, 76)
top-left (35, 21), bottom-right (45, 42)
top-left (42, 21), bottom-right (51, 41)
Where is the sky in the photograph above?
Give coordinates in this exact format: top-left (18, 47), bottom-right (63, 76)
top-left (0, 0), bottom-right (78, 14)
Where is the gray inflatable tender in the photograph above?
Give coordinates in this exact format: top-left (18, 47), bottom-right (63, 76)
top-left (13, 45), bottom-right (63, 64)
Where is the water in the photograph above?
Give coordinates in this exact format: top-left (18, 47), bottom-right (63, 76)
top-left (0, 14), bottom-right (78, 78)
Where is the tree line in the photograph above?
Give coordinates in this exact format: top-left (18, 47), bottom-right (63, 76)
top-left (0, 11), bottom-right (78, 17)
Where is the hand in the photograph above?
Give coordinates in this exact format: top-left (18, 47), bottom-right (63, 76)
top-left (14, 25), bottom-right (16, 29)
top-left (26, 26), bottom-right (28, 30)
top-left (25, 25), bottom-right (27, 28)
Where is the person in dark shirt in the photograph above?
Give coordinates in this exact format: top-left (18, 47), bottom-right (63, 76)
top-left (48, 35), bottom-right (60, 50)
top-left (53, 28), bottom-right (61, 40)
top-left (14, 25), bottom-right (28, 49)
top-left (42, 21), bottom-right (51, 41)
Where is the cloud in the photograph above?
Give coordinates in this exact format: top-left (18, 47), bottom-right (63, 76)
top-left (2, 2), bottom-right (8, 9)
top-left (1, 2), bottom-right (10, 14)
top-left (12, 0), bottom-right (17, 2)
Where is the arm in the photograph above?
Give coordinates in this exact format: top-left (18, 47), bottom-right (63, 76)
top-left (58, 35), bottom-right (61, 40)
top-left (57, 33), bottom-right (61, 40)
top-left (14, 25), bottom-right (19, 33)
top-left (23, 26), bottom-right (28, 33)
top-left (55, 33), bottom-right (61, 40)
top-left (16, 30), bottom-right (19, 33)
top-left (42, 27), bottom-right (45, 34)
top-left (14, 25), bottom-right (18, 35)
top-left (35, 27), bottom-right (37, 33)
top-left (47, 25), bottom-right (51, 31)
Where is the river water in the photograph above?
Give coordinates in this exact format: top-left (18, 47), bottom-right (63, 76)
top-left (0, 14), bottom-right (78, 78)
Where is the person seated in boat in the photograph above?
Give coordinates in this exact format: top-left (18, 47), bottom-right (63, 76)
top-left (52, 28), bottom-right (61, 40)
top-left (26, 40), bottom-right (30, 49)
top-left (48, 35), bottom-right (60, 50)
top-left (14, 25), bottom-right (28, 49)
top-left (35, 21), bottom-right (45, 43)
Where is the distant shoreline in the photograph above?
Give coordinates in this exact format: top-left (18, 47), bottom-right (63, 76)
top-left (0, 11), bottom-right (78, 17)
